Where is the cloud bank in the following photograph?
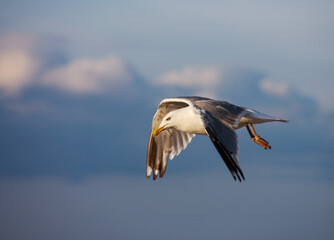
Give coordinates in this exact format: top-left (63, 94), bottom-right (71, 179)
top-left (157, 65), bottom-right (223, 97)
top-left (44, 57), bottom-right (133, 94)
top-left (0, 34), bottom-right (332, 180)
top-left (259, 78), bottom-right (290, 98)
top-left (0, 35), bottom-right (136, 97)
top-left (0, 35), bottom-right (39, 95)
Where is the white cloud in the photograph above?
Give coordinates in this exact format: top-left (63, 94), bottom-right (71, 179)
top-left (158, 65), bottom-right (222, 88)
top-left (43, 57), bottom-right (133, 94)
top-left (0, 34), bottom-right (135, 96)
top-left (157, 65), bottom-right (225, 98)
top-left (259, 79), bottom-right (290, 98)
top-left (0, 35), bottom-right (39, 95)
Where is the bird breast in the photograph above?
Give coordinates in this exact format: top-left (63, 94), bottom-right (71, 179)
top-left (173, 107), bottom-right (207, 135)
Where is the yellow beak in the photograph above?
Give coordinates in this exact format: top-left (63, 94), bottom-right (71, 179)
top-left (153, 124), bottom-right (167, 136)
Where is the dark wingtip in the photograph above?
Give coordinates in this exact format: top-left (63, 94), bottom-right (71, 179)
top-left (233, 172), bottom-right (245, 182)
top-left (239, 170), bottom-right (245, 181)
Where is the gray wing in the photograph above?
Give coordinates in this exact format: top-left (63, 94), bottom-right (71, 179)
top-left (195, 99), bottom-right (245, 181)
top-left (146, 99), bottom-right (195, 180)
top-left (195, 99), bottom-right (247, 129)
top-left (196, 99), bottom-right (287, 128)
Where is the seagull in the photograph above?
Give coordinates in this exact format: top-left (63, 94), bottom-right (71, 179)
top-left (146, 96), bottom-right (287, 181)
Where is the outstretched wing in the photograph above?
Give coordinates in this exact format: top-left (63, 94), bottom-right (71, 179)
top-left (146, 98), bottom-right (195, 180)
top-left (200, 108), bottom-right (245, 181)
top-left (195, 99), bottom-right (247, 129)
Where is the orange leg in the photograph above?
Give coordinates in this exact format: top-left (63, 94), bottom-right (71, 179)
top-left (246, 124), bottom-right (271, 150)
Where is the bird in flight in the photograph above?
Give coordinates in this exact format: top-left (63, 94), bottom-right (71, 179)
top-left (146, 97), bottom-right (287, 181)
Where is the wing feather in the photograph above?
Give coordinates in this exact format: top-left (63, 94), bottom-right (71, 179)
top-left (176, 131), bottom-right (184, 152)
top-left (147, 99), bottom-right (195, 179)
top-left (201, 110), bottom-right (245, 181)
top-left (195, 100), bottom-right (247, 129)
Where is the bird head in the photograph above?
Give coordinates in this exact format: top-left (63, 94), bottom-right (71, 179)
top-left (153, 112), bottom-right (175, 136)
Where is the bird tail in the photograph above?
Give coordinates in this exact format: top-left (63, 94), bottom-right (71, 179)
top-left (242, 109), bottom-right (288, 125)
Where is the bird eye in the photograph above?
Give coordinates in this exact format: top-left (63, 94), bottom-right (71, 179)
top-left (166, 117), bottom-right (171, 121)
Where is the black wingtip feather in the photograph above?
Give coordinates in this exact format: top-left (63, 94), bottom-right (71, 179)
top-left (236, 174), bottom-right (241, 182)
top-left (206, 126), bottom-right (245, 182)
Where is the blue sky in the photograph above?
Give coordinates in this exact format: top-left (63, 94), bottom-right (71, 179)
top-left (0, 1), bottom-right (333, 239)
